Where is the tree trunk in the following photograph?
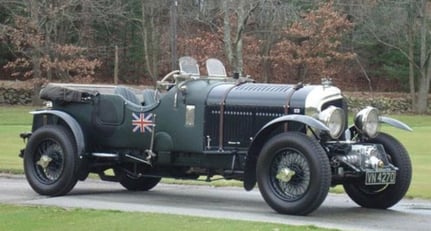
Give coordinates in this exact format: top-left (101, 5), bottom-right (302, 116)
top-left (45, 24), bottom-right (52, 80)
top-left (80, 0), bottom-right (93, 48)
top-left (223, 0), bottom-right (233, 66)
top-left (417, 62), bottom-right (431, 113)
top-left (29, 0), bottom-right (41, 79)
top-left (223, 0), bottom-right (258, 74)
top-left (260, 12), bottom-right (276, 83)
top-left (408, 34), bottom-right (416, 111)
top-left (233, 1), bottom-right (245, 75)
top-left (142, 1), bottom-right (155, 83)
top-left (150, 11), bottom-right (159, 84)
top-left (416, 0), bottom-right (429, 113)
top-left (262, 40), bottom-right (273, 83)
top-left (169, 0), bottom-right (178, 71)
top-left (114, 45), bottom-right (119, 84)
top-left (141, 1), bottom-right (161, 86)
top-left (235, 35), bottom-right (243, 75)
top-left (407, 1), bottom-right (416, 111)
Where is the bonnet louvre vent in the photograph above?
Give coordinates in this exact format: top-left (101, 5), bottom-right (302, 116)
top-left (233, 85), bottom-right (293, 93)
top-left (206, 83), bottom-right (295, 107)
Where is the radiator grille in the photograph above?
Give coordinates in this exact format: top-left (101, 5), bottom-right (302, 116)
top-left (204, 106), bottom-right (284, 149)
top-left (204, 95), bottom-right (348, 150)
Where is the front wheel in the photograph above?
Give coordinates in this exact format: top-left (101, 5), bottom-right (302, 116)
top-left (257, 132), bottom-right (331, 215)
top-left (343, 133), bottom-right (412, 209)
top-left (24, 125), bottom-right (79, 196)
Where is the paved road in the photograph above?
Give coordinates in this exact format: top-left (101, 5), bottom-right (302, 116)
top-left (1, 174), bottom-right (430, 231)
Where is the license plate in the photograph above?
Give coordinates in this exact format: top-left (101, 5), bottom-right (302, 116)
top-left (365, 170), bottom-right (396, 185)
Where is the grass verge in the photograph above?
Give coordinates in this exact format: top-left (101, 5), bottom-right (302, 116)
top-left (0, 204), bottom-right (335, 231)
top-left (0, 106), bottom-right (35, 173)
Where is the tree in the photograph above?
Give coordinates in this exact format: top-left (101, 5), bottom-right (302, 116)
top-left (416, 0), bottom-right (431, 113)
top-left (253, 0), bottom-right (284, 82)
top-left (351, 0), bottom-right (430, 113)
top-left (270, 1), bottom-right (355, 83)
top-left (139, 0), bottom-right (165, 84)
top-left (175, 0), bottom-right (264, 76)
top-left (3, 16), bottom-right (101, 81)
top-left (0, 0), bottom-right (131, 82)
top-left (177, 29), bottom-right (225, 74)
top-left (222, 0), bottom-right (260, 75)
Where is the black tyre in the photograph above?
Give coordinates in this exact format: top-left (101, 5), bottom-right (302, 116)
top-left (343, 133), bottom-right (412, 209)
top-left (24, 125), bottom-right (79, 196)
top-left (115, 169), bottom-right (161, 191)
top-left (257, 132), bottom-right (331, 215)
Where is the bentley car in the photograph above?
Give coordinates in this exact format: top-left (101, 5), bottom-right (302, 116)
top-left (20, 57), bottom-right (413, 215)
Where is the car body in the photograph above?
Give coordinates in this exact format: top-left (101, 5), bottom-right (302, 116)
top-left (20, 57), bottom-right (412, 215)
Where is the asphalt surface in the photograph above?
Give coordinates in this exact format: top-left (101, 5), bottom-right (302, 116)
top-left (1, 174), bottom-right (430, 231)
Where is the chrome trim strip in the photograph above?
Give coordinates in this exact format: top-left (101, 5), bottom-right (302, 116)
top-left (91, 153), bottom-right (118, 158)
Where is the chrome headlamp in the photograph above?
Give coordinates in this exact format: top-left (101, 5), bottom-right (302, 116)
top-left (355, 107), bottom-right (380, 138)
top-left (318, 106), bottom-right (345, 139)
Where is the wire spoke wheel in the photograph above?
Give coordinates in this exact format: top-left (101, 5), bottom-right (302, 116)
top-left (33, 140), bottom-right (65, 184)
top-left (270, 150), bottom-right (310, 202)
top-left (24, 125), bottom-right (79, 196)
top-left (343, 133), bottom-right (412, 209)
top-left (257, 132), bottom-right (330, 215)
top-left (114, 167), bottom-right (161, 191)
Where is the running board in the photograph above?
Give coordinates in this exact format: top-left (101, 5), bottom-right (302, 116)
top-left (91, 152), bottom-right (152, 165)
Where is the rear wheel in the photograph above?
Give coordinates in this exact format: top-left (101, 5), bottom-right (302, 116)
top-left (114, 168), bottom-right (161, 191)
top-left (24, 125), bottom-right (79, 196)
top-left (257, 132), bottom-right (331, 215)
top-left (343, 133), bottom-right (412, 208)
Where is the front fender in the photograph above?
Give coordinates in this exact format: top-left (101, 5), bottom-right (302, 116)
top-left (31, 110), bottom-right (86, 157)
top-left (379, 116), bottom-right (413, 132)
top-left (258, 115), bottom-right (330, 135)
top-left (243, 115), bottom-right (329, 191)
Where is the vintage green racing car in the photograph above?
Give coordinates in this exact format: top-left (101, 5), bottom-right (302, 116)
top-left (19, 57), bottom-right (412, 215)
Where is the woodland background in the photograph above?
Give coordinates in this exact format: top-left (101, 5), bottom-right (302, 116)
top-left (0, 0), bottom-right (430, 113)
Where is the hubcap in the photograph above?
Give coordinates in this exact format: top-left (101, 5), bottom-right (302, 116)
top-left (276, 167), bottom-right (296, 183)
top-left (36, 155), bottom-right (53, 169)
top-left (34, 140), bottom-right (65, 183)
top-left (270, 149), bottom-right (310, 201)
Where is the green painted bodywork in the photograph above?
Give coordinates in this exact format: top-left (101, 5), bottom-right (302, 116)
top-left (32, 77), bottom-right (345, 173)
top-left (21, 60), bottom-right (412, 216)
top-left (154, 79), bottom-right (218, 153)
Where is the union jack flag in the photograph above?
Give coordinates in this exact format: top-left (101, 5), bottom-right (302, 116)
top-left (132, 113), bottom-right (154, 133)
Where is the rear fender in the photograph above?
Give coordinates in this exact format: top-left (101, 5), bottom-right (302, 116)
top-left (243, 115), bottom-right (329, 191)
top-left (31, 110), bottom-right (85, 157)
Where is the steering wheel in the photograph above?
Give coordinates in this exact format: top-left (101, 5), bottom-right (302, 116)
top-left (159, 70), bottom-right (179, 84)
top-left (157, 70), bottom-right (197, 90)
top-left (157, 70), bottom-right (180, 90)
